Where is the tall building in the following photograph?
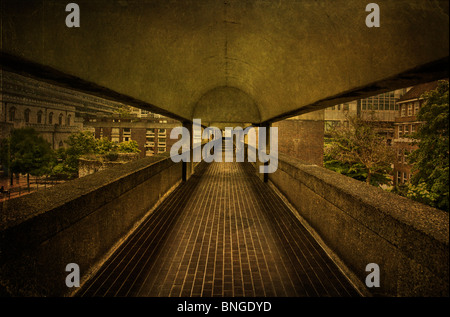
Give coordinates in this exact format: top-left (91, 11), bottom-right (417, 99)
top-left (84, 114), bottom-right (181, 158)
top-left (0, 70), bottom-right (127, 148)
top-left (392, 80), bottom-right (443, 186)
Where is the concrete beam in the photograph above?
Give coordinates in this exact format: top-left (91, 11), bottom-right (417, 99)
top-left (1, 0), bottom-right (448, 124)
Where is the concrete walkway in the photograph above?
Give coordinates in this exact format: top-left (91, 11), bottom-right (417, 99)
top-left (77, 161), bottom-right (359, 297)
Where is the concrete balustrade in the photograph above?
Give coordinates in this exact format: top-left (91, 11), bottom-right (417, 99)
top-left (268, 153), bottom-right (449, 297)
top-left (0, 154), bottom-right (183, 296)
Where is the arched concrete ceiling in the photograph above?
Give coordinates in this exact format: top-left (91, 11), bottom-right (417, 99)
top-left (1, 0), bottom-right (448, 125)
top-left (193, 86), bottom-right (260, 124)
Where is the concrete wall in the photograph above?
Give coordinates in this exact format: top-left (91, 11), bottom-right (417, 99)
top-left (0, 154), bottom-right (182, 296)
top-left (269, 153), bottom-right (449, 297)
top-left (272, 110), bottom-right (324, 166)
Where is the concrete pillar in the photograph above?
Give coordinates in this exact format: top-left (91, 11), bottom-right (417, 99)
top-left (182, 121), bottom-right (194, 182)
top-left (257, 123), bottom-right (271, 183)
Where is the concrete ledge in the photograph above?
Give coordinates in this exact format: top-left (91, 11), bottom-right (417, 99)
top-left (270, 153), bottom-right (449, 297)
top-left (0, 154), bottom-right (182, 296)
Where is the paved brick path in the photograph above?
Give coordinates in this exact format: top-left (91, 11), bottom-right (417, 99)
top-left (77, 161), bottom-right (359, 297)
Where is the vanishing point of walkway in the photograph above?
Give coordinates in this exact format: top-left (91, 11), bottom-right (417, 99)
top-left (77, 161), bottom-right (360, 297)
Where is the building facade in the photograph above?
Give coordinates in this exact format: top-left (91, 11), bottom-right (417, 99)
top-left (392, 80), bottom-right (442, 186)
top-left (324, 88), bottom-right (410, 144)
top-left (0, 70), bottom-right (128, 148)
top-left (84, 115), bottom-right (181, 158)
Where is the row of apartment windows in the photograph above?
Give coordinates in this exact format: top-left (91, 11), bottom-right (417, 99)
top-left (399, 101), bottom-right (420, 117)
top-left (8, 106), bottom-right (72, 125)
top-left (396, 123), bottom-right (419, 138)
top-left (361, 92), bottom-right (399, 111)
top-left (97, 127), bottom-right (167, 156)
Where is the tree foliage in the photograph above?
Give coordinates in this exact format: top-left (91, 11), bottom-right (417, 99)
top-left (0, 128), bottom-right (54, 186)
top-left (325, 116), bottom-right (395, 186)
top-left (51, 131), bottom-right (140, 178)
top-left (407, 80), bottom-right (449, 211)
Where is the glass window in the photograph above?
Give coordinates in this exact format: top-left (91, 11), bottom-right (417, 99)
top-left (24, 109), bottom-right (30, 123)
top-left (9, 107), bottom-right (16, 121)
top-left (397, 171), bottom-right (402, 184)
top-left (414, 102), bottom-right (420, 114)
top-left (37, 111), bottom-right (43, 124)
top-left (408, 104), bottom-right (411, 116)
top-left (59, 113), bottom-right (64, 125)
top-left (48, 112), bottom-right (53, 124)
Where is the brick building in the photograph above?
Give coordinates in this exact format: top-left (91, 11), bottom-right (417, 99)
top-left (85, 115), bottom-right (181, 158)
top-left (392, 80), bottom-right (443, 186)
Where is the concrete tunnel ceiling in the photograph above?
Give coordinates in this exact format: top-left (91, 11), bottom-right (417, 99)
top-left (1, 0), bottom-right (448, 125)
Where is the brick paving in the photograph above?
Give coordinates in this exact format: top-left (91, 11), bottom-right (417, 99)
top-left (77, 161), bottom-right (359, 297)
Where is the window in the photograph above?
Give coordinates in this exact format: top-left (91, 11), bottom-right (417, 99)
top-left (414, 102), bottom-right (420, 115)
top-left (397, 171), bottom-right (402, 185)
top-left (343, 103), bottom-right (349, 111)
top-left (403, 149), bottom-right (411, 163)
top-left (398, 125), bottom-right (403, 137)
top-left (24, 109), bottom-right (31, 123)
top-left (397, 149), bottom-right (403, 163)
top-left (403, 172), bottom-right (408, 183)
top-left (9, 106), bottom-right (16, 121)
top-left (401, 105), bottom-right (406, 117)
top-left (67, 114), bottom-right (72, 126)
top-left (58, 141), bottom-right (64, 148)
top-left (404, 125), bottom-right (409, 136)
top-left (48, 112), bottom-right (53, 124)
top-left (59, 113), bottom-right (64, 125)
top-left (407, 103), bottom-right (413, 116)
top-left (37, 111), bottom-right (43, 124)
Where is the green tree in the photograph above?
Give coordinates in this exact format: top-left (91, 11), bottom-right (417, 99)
top-left (51, 131), bottom-right (141, 178)
top-left (96, 137), bottom-right (118, 154)
top-left (325, 116), bottom-right (395, 186)
top-left (407, 80), bottom-right (449, 211)
top-left (117, 140), bottom-right (140, 153)
top-left (51, 131), bottom-right (97, 178)
top-left (7, 128), bottom-right (54, 188)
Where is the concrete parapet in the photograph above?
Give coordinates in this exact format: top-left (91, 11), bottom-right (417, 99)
top-left (0, 154), bottom-right (182, 296)
top-left (270, 153), bottom-right (449, 297)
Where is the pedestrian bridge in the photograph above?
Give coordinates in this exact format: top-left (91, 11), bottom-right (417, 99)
top-left (0, 0), bottom-right (448, 297)
top-left (0, 148), bottom-right (448, 297)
